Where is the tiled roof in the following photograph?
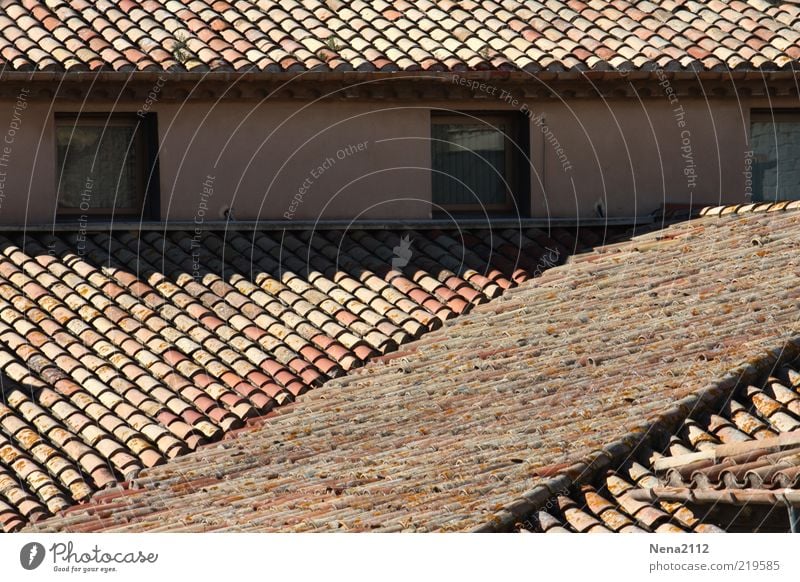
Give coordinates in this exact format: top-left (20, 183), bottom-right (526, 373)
top-left (2, 1), bottom-right (800, 73)
top-left (523, 357), bottom-right (800, 533)
top-left (25, 204), bottom-right (800, 533)
top-left (658, 375), bottom-right (800, 492)
top-left (0, 225), bottom-right (609, 533)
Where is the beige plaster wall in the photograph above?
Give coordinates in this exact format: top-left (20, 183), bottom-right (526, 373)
top-left (154, 101), bottom-right (432, 222)
top-left (0, 92), bottom-right (781, 224)
top-left (0, 96), bottom-right (56, 224)
top-left (527, 98), bottom-right (749, 218)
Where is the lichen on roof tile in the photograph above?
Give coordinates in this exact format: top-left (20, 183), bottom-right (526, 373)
top-left (0, 225), bottom-right (600, 531)
top-left (19, 206), bottom-right (800, 532)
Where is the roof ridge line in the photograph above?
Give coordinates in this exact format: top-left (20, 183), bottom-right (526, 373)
top-left (699, 200), bottom-right (800, 217)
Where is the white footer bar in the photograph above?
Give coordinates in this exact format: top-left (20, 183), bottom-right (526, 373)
top-left (0, 533), bottom-right (795, 581)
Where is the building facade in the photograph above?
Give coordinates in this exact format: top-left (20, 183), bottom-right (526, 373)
top-left (0, 74), bottom-right (792, 225)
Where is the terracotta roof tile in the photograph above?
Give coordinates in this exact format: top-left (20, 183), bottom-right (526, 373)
top-left (21, 205), bottom-right (800, 532)
top-left (0, 224), bottom-right (603, 531)
top-left (1, 0), bottom-right (800, 72)
top-left (524, 353), bottom-right (800, 533)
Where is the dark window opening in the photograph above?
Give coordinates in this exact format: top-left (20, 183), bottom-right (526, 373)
top-left (431, 112), bottom-right (528, 215)
top-left (55, 113), bottom-right (159, 219)
top-left (749, 111), bottom-right (800, 202)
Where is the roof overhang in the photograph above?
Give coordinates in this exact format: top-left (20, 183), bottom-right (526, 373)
top-left (10, 215), bottom-right (653, 233)
top-left (2, 70), bottom-right (800, 102)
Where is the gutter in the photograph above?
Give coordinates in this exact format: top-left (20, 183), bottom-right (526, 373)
top-left (4, 215), bottom-right (653, 233)
top-left (0, 69), bottom-right (797, 85)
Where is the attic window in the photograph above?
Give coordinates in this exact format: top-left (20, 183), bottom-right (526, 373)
top-left (55, 113), bottom-right (159, 219)
top-left (431, 113), bottom-right (521, 213)
top-left (749, 111), bottom-right (800, 202)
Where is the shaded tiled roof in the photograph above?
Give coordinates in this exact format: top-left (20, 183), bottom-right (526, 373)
top-left (25, 204), bottom-right (800, 533)
top-left (2, 1), bottom-right (800, 73)
top-left (0, 225), bottom-right (610, 533)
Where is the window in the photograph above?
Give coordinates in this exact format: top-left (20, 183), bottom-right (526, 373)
top-left (750, 111), bottom-right (800, 202)
top-left (431, 113), bottom-right (523, 213)
top-left (55, 113), bottom-right (159, 218)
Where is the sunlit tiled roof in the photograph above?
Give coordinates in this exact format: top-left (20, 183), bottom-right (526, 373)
top-left (0, 225), bottom-right (607, 532)
top-left (25, 203), bottom-right (800, 532)
top-left (2, 1), bottom-right (800, 73)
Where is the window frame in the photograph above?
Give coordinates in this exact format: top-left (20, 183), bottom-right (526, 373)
top-left (54, 112), bottom-right (159, 219)
top-left (749, 109), bottom-right (800, 203)
top-left (430, 112), bottom-right (525, 215)
top-left (750, 110), bottom-right (800, 125)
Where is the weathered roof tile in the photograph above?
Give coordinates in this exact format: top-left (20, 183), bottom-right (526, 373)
top-left (22, 204), bottom-right (800, 532)
top-left (1, 0), bottom-right (800, 72)
top-left (0, 224), bottom-right (598, 530)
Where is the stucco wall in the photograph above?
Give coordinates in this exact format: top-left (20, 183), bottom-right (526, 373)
top-left (528, 98), bottom-right (747, 218)
top-left (154, 101), bottom-right (432, 223)
top-left (0, 91), bottom-right (781, 224)
top-left (0, 95), bottom-right (56, 224)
